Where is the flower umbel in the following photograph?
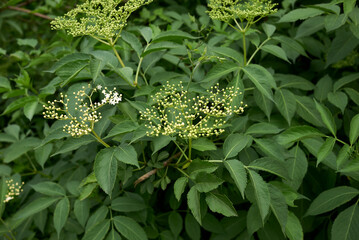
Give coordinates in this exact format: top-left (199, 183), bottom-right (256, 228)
top-left (4, 179), bottom-right (24, 203)
top-left (51, 0), bottom-right (154, 40)
top-left (140, 82), bottom-right (247, 139)
top-left (208, 0), bottom-right (277, 23)
top-left (43, 84), bottom-right (122, 137)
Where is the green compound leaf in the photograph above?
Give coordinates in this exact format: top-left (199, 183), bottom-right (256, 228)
top-left (113, 216), bottom-right (148, 240)
top-left (169, 211), bottom-right (183, 237)
top-left (350, 114), bottom-right (359, 146)
top-left (115, 144), bottom-right (139, 167)
top-left (246, 122), bottom-right (283, 135)
top-left (277, 125), bottom-right (325, 145)
top-left (285, 212), bottom-right (303, 240)
top-left (248, 157), bottom-right (289, 179)
top-left (187, 187), bottom-right (202, 224)
top-left (202, 61), bottom-right (239, 83)
top-left (306, 186), bottom-right (359, 216)
top-left (31, 181), bottom-right (66, 197)
top-left (247, 169), bottom-right (270, 223)
top-left (174, 177), bottom-right (188, 201)
top-left (106, 229), bottom-right (122, 240)
top-left (205, 192), bottom-right (238, 217)
top-left (224, 159), bottom-right (247, 198)
top-left (274, 89), bottom-right (297, 125)
top-left (111, 194), bottom-right (146, 212)
top-left (315, 100), bottom-right (336, 136)
top-left (223, 133), bottom-right (251, 159)
top-left (194, 172), bottom-right (224, 193)
top-left (94, 148), bottom-right (118, 196)
top-left (83, 219), bottom-right (111, 240)
top-left (53, 197), bottom-right (70, 238)
top-left (279, 8), bottom-right (324, 22)
top-left (51, 135), bottom-right (95, 156)
top-left (192, 138), bottom-right (217, 151)
top-left (269, 184), bottom-right (288, 232)
top-left (242, 64), bottom-right (275, 101)
top-left (152, 30), bottom-right (197, 42)
top-left (74, 199), bottom-right (90, 227)
top-left (2, 96), bottom-right (38, 115)
top-left (13, 197), bottom-right (59, 220)
top-left (331, 203), bottom-right (359, 240)
top-left (317, 137), bottom-right (336, 166)
top-left (261, 44), bottom-right (290, 63)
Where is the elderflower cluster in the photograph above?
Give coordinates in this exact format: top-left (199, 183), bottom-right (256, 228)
top-left (140, 82), bottom-right (247, 139)
top-left (207, 0), bottom-right (277, 23)
top-left (51, 0), bottom-right (153, 40)
top-left (4, 179), bottom-right (24, 203)
top-left (43, 84), bottom-right (122, 137)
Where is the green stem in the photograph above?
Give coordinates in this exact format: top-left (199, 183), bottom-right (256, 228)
top-left (205, 160), bottom-right (223, 163)
top-left (111, 45), bottom-right (125, 68)
top-left (247, 38), bottom-right (271, 65)
top-left (25, 153), bottom-right (37, 172)
top-left (90, 35), bottom-right (111, 46)
top-left (242, 31), bottom-right (247, 66)
top-left (176, 167), bottom-right (191, 178)
top-left (92, 130), bottom-right (110, 148)
top-left (135, 57), bottom-right (145, 86)
top-left (188, 138), bottom-right (192, 162)
top-left (173, 141), bottom-right (189, 161)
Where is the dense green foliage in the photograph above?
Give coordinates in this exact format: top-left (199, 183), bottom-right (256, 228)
top-left (1, 0), bottom-right (359, 239)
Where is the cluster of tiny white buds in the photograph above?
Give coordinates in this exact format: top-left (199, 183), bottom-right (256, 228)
top-left (4, 179), bottom-right (24, 203)
top-left (140, 82), bottom-right (247, 139)
top-left (43, 84), bottom-right (122, 137)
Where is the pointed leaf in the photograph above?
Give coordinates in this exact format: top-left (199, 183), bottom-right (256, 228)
top-left (111, 195), bottom-right (146, 212)
top-left (306, 186), bottom-right (359, 216)
top-left (31, 182), bottom-right (66, 196)
top-left (194, 172), bottom-right (223, 193)
top-left (277, 125), bottom-right (325, 145)
top-left (54, 197), bottom-right (70, 237)
top-left (223, 133), bottom-right (250, 159)
top-left (317, 137), bottom-right (336, 166)
top-left (284, 146), bottom-right (308, 190)
top-left (275, 89), bottom-right (297, 125)
top-left (285, 212), bottom-right (303, 240)
top-left (205, 192), bottom-right (237, 217)
top-left (315, 101), bottom-right (336, 136)
top-left (224, 160), bottom-right (247, 198)
top-left (242, 64), bottom-right (275, 101)
top-left (115, 145), bottom-right (138, 167)
top-left (328, 91), bottom-right (348, 114)
top-left (94, 148), bottom-right (118, 196)
top-left (192, 138), bottom-right (217, 151)
top-left (203, 61), bottom-right (239, 83)
top-left (262, 45), bottom-right (290, 62)
top-left (247, 169), bottom-right (270, 222)
top-left (332, 203), bottom-right (359, 240)
top-left (174, 177), bottom-right (188, 201)
top-left (83, 220), bottom-right (111, 240)
top-left (13, 197), bottom-right (59, 220)
top-left (269, 185), bottom-right (288, 232)
top-left (350, 114), bottom-right (359, 145)
top-left (113, 216), bottom-right (148, 240)
top-left (74, 199), bottom-right (90, 227)
top-left (248, 157), bottom-right (289, 179)
top-left (187, 187), bottom-right (202, 224)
